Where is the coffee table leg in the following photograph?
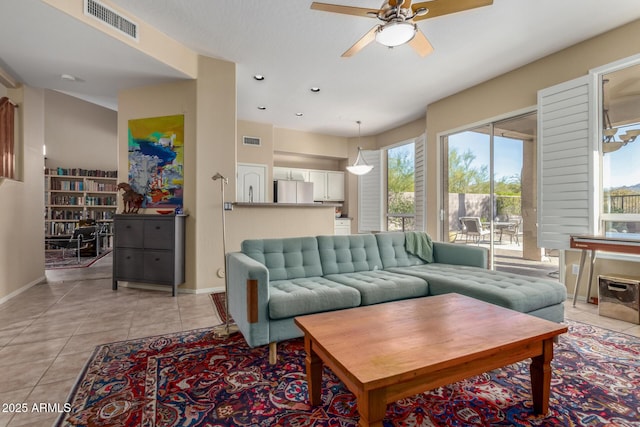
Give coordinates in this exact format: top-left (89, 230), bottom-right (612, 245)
top-left (304, 335), bottom-right (323, 406)
top-left (358, 388), bottom-right (386, 427)
top-left (530, 338), bottom-right (554, 415)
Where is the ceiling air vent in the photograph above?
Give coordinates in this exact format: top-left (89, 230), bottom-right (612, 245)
top-left (84, 0), bottom-right (139, 41)
top-left (243, 136), bottom-right (261, 147)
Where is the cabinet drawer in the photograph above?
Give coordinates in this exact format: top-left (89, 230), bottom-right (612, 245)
top-left (143, 251), bottom-right (175, 283)
top-left (114, 218), bottom-right (144, 247)
top-left (115, 249), bottom-right (144, 281)
top-left (144, 219), bottom-right (174, 249)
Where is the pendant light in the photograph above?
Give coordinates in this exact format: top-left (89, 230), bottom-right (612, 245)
top-left (346, 121), bottom-right (374, 176)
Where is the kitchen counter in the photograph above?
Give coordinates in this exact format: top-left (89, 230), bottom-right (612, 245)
top-left (226, 202), bottom-right (339, 250)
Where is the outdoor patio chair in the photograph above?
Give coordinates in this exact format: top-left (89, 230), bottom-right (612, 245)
top-left (459, 216), bottom-right (491, 244)
top-left (502, 216), bottom-right (522, 245)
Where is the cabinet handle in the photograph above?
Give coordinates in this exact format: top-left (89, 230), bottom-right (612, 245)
top-left (155, 226), bottom-right (161, 230)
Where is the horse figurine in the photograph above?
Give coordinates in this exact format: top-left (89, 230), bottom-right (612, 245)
top-left (117, 182), bottom-right (144, 213)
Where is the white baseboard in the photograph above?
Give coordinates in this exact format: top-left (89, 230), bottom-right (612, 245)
top-left (118, 282), bottom-right (225, 295)
top-left (0, 275), bottom-right (47, 306)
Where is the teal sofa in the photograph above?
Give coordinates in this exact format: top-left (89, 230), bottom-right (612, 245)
top-left (226, 232), bottom-right (566, 363)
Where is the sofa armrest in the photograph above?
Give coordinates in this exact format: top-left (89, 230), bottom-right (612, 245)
top-left (226, 252), bottom-right (271, 347)
top-left (432, 242), bottom-right (488, 268)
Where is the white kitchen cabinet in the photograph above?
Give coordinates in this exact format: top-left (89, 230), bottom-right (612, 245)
top-left (273, 167), bottom-right (309, 182)
top-left (334, 218), bottom-right (351, 235)
top-left (310, 170), bottom-right (344, 201)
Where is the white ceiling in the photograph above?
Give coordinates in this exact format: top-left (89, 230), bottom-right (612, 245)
top-left (2, 0), bottom-right (640, 137)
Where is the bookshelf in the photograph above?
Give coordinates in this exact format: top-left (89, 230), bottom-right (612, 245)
top-left (44, 168), bottom-right (118, 251)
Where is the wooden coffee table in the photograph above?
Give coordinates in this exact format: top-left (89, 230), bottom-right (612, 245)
top-left (294, 293), bottom-right (567, 427)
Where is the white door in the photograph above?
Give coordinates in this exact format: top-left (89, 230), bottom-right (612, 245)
top-left (237, 163), bottom-right (267, 202)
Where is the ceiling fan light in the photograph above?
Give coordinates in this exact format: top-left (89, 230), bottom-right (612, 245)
top-left (375, 21), bottom-right (416, 47)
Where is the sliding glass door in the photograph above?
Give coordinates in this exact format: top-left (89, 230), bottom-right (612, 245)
top-left (442, 112), bottom-right (543, 271)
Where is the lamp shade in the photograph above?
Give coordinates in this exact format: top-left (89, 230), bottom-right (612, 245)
top-left (347, 147), bottom-right (373, 175)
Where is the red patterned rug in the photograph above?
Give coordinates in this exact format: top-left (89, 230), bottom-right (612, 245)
top-left (209, 291), bottom-right (232, 324)
top-left (56, 320), bottom-right (639, 426)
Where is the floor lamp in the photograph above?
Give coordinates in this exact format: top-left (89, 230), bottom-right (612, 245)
top-left (212, 172), bottom-right (238, 338)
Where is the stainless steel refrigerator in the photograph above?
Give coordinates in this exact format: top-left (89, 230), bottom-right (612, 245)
top-left (274, 180), bottom-right (314, 203)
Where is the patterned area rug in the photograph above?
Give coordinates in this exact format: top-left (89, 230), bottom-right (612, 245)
top-left (209, 291), bottom-right (232, 324)
top-left (45, 249), bottom-right (111, 269)
top-left (56, 320), bottom-right (639, 426)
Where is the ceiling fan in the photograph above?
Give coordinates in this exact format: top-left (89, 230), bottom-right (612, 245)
top-left (311, 0), bottom-right (493, 57)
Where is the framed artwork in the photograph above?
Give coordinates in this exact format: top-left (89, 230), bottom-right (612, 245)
top-left (128, 114), bottom-right (184, 208)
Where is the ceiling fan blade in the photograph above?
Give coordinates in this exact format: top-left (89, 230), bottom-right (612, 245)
top-left (412, 0), bottom-right (493, 21)
top-left (310, 2), bottom-right (379, 18)
top-left (342, 26), bottom-right (379, 58)
top-left (408, 29), bottom-right (434, 57)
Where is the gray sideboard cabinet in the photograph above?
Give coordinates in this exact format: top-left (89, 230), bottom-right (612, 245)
top-left (112, 214), bottom-right (186, 296)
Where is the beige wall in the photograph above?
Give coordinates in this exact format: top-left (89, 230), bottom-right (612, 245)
top-left (118, 79), bottom-right (198, 289)
top-left (193, 56), bottom-right (237, 292)
top-left (118, 56), bottom-right (238, 293)
top-left (44, 90), bottom-right (117, 170)
top-left (425, 19), bottom-right (640, 301)
top-left (0, 85), bottom-right (46, 304)
top-left (44, 0), bottom-right (198, 78)
top-left (274, 128), bottom-right (348, 158)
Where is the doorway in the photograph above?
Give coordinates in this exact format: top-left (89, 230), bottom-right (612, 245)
top-left (441, 111), bottom-right (552, 272)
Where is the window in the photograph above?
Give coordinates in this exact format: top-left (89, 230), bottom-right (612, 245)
top-left (387, 142), bottom-right (415, 231)
top-left (358, 135), bottom-right (425, 233)
top-left (600, 63), bottom-right (640, 238)
top-left (0, 96), bottom-right (17, 179)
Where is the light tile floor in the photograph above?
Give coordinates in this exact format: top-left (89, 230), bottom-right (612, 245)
top-left (0, 254), bottom-right (638, 426)
top-left (0, 254), bottom-right (221, 427)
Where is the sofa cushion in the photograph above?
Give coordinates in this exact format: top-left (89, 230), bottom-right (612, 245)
top-left (318, 234), bottom-right (383, 274)
top-left (325, 270), bottom-right (428, 306)
top-left (375, 232), bottom-right (424, 268)
top-left (242, 237), bottom-right (323, 281)
top-left (386, 264), bottom-right (566, 313)
top-left (268, 277), bottom-right (361, 320)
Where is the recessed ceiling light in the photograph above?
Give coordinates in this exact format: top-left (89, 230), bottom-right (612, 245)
top-left (257, 106), bottom-right (266, 110)
top-left (253, 74), bottom-right (265, 81)
top-left (61, 74), bottom-right (78, 82)
top-left (295, 112), bottom-right (304, 117)
top-left (310, 87), bottom-right (320, 93)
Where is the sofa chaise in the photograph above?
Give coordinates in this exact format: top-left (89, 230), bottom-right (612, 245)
top-left (226, 232), bottom-right (566, 363)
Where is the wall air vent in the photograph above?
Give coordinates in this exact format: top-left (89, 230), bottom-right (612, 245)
top-left (243, 136), bottom-right (261, 147)
top-left (84, 0), bottom-right (139, 41)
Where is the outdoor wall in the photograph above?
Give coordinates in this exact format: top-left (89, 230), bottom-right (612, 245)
top-left (425, 18), bottom-right (640, 301)
top-left (44, 90), bottom-right (117, 170)
top-left (0, 85), bottom-right (46, 304)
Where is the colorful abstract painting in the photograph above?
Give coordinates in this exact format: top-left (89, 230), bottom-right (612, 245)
top-left (128, 114), bottom-right (184, 208)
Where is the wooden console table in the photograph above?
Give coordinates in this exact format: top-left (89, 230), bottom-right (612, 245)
top-left (570, 234), bottom-right (640, 306)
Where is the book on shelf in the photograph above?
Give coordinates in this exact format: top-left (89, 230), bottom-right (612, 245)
top-left (45, 168), bottom-right (117, 178)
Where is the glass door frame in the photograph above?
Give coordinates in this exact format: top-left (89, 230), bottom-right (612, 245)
top-left (439, 109), bottom-right (535, 270)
